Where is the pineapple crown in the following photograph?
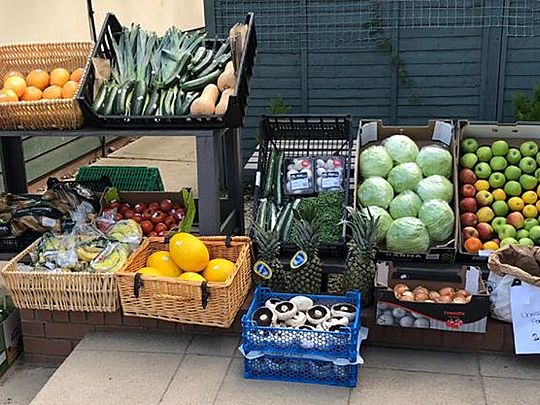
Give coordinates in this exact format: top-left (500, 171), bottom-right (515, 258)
top-left (292, 206), bottom-right (322, 253)
top-left (341, 206), bottom-right (380, 256)
top-left (251, 220), bottom-right (281, 259)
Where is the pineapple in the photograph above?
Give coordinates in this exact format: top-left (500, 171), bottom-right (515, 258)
top-left (252, 222), bottom-right (290, 292)
top-left (342, 207), bottom-right (380, 306)
top-left (290, 210), bottom-right (323, 294)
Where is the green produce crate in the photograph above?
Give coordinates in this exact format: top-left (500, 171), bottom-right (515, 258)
top-left (76, 166), bottom-right (164, 192)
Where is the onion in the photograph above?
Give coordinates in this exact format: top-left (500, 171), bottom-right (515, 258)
top-left (414, 293), bottom-right (429, 302)
top-left (413, 286), bottom-right (429, 295)
top-left (393, 283), bottom-right (410, 295)
top-left (439, 287), bottom-right (455, 296)
top-left (428, 291), bottom-right (441, 300)
top-left (436, 295), bottom-right (452, 303)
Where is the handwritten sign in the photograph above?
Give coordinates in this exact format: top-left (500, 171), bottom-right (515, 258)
top-left (511, 280), bottom-right (540, 354)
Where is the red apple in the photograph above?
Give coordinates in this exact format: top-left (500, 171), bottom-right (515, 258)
top-left (462, 226), bottom-right (479, 240)
top-left (460, 212), bottom-right (478, 227)
top-left (154, 223), bottom-right (168, 234)
top-left (140, 220), bottom-right (154, 234)
top-left (459, 168), bottom-right (477, 185)
top-left (134, 203), bottom-right (147, 214)
top-left (160, 199), bottom-right (173, 213)
top-left (148, 202), bottom-right (160, 212)
top-left (476, 223), bottom-right (493, 242)
top-left (460, 184), bottom-right (476, 198)
top-left (459, 197), bottom-right (478, 213)
top-left (151, 211), bottom-right (166, 224)
top-left (507, 212), bottom-right (525, 229)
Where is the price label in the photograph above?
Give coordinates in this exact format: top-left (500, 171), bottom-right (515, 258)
top-left (321, 171), bottom-right (342, 189)
top-left (41, 217), bottom-right (57, 228)
top-left (290, 172), bottom-right (309, 191)
top-left (511, 281), bottom-right (540, 354)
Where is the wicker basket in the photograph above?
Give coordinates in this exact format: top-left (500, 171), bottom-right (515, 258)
top-left (0, 238), bottom-right (119, 312)
top-left (117, 236), bottom-right (253, 328)
top-left (0, 42), bottom-right (93, 130)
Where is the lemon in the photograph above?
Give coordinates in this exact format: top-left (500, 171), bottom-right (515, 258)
top-left (146, 251), bottom-right (181, 277)
top-left (169, 233), bottom-right (209, 273)
top-left (482, 241), bottom-right (499, 251)
top-left (178, 272), bottom-right (206, 282)
top-left (522, 191), bottom-right (538, 205)
top-left (137, 266), bottom-right (164, 277)
top-left (202, 258), bottom-right (235, 283)
top-left (492, 189), bottom-right (506, 201)
top-left (474, 180), bottom-right (490, 191)
top-left (508, 197), bottom-right (525, 212)
top-left (523, 204), bottom-right (538, 218)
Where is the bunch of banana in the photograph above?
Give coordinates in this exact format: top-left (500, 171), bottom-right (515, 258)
top-left (90, 242), bottom-right (131, 273)
top-left (107, 220), bottom-right (142, 244)
top-left (76, 239), bottom-right (108, 263)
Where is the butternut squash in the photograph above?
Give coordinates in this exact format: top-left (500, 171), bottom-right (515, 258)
top-left (225, 61), bottom-right (235, 74)
top-left (217, 70), bottom-right (236, 92)
top-left (215, 88), bottom-right (234, 115)
top-left (190, 84), bottom-right (219, 116)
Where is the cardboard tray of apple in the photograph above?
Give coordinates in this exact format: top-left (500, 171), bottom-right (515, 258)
top-left (457, 121), bottom-right (540, 261)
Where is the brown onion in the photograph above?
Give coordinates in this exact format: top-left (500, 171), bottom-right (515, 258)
top-left (456, 289), bottom-right (470, 297)
top-left (394, 284), bottom-right (410, 295)
top-left (428, 291), bottom-right (441, 300)
top-left (436, 295), bottom-right (452, 303)
top-left (439, 287), bottom-right (455, 296)
top-left (413, 286), bottom-right (429, 295)
top-left (414, 293), bottom-right (429, 302)
top-left (452, 296), bottom-right (467, 304)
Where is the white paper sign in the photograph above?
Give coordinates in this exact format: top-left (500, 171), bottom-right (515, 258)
top-left (510, 281), bottom-right (540, 354)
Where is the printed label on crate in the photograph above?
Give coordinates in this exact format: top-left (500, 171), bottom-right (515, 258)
top-left (321, 171), bottom-right (341, 189)
top-left (290, 172), bottom-right (309, 191)
top-left (41, 217), bottom-right (56, 228)
top-left (511, 281), bottom-right (540, 354)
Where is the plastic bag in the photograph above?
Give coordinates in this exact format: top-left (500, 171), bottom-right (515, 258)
top-left (486, 272), bottom-right (515, 323)
top-left (284, 157), bottom-right (315, 195)
top-left (314, 156), bottom-right (345, 192)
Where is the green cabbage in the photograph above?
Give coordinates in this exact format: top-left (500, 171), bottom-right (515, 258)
top-left (357, 177), bottom-right (394, 209)
top-left (384, 135), bottom-right (419, 164)
top-left (386, 217), bottom-right (430, 254)
top-left (415, 145), bottom-right (453, 178)
top-left (418, 200), bottom-right (455, 242)
top-left (387, 162), bottom-right (423, 193)
top-left (389, 190), bottom-right (422, 219)
top-left (359, 145), bottom-right (393, 178)
top-left (363, 206), bottom-right (393, 242)
top-left (416, 175), bottom-right (454, 203)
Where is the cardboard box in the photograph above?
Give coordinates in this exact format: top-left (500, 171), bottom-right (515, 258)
top-left (355, 119), bottom-right (458, 263)
top-left (375, 261), bottom-right (489, 333)
top-left (457, 121), bottom-right (540, 262)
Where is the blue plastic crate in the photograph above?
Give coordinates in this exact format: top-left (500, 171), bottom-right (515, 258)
top-left (244, 354), bottom-right (360, 387)
top-left (242, 287), bottom-right (361, 362)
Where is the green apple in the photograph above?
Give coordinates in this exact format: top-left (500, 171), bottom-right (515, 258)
top-left (492, 217), bottom-right (507, 233)
top-left (535, 168), bottom-right (540, 181)
top-left (488, 172), bottom-right (506, 188)
top-left (520, 174), bottom-right (538, 190)
top-left (504, 165), bottom-right (522, 181)
top-left (519, 156), bottom-right (537, 174)
top-left (475, 162), bottom-right (492, 179)
top-left (519, 238), bottom-right (535, 247)
top-left (490, 156), bottom-right (508, 171)
top-left (506, 148), bottom-right (522, 164)
top-left (461, 138), bottom-right (479, 153)
top-left (499, 224), bottom-right (517, 239)
top-left (477, 146), bottom-right (493, 162)
top-left (492, 140), bottom-right (509, 156)
top-left (504, 180), bottom-right (522, 196)
top-left (492, 200), bottom-right (509, 216)
top-left (520, 141), bottom-right (539, 157)
top-left (501, 237), bottom-right (519, 247)
top-left (524, 218), bottom-right (539, 231)
top-left (460, 153), bottom-right (478, 169)
top-left (537, 151), bottom-right (540, 166)
top-left (529, 225), bottom-right (540, 243)
top-left (516, 229), bottom-right (530, 240)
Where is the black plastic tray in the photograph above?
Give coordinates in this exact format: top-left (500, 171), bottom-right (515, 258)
top-left (77, 12), bottom-right (256, 129)
top-left (253, 115), bottom-right (354, 256)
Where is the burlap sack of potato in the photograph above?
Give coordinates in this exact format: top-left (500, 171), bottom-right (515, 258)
top-left (488, 245), bottom-right (540, 287)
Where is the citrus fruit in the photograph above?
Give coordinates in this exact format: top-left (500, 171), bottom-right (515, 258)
top-left (523, 205), bottom-right (538, 218)
top-left (21, 86), bottom-right (42, 101)
top-left (482, 241), bottom-right (499, 251)
top-left (146, 251), bottom-right (181, 277)
top-left (3, 70), bottom-right (24, 83)
top-left (49, 68), bottom-right (70, 87)
top-left (178, 272), bottom-right (206, 282)
top-left (137, 266), bottom-right (163, 277)
top-left (202, 258), bottom-right (235, 283)
top-left (70, 68), bottom-right (85, 83)
top-left (492, 189), bottom-right (506, 201)
top-left (4, 76), bottom-right (27, 97)
top-left (522, 191), bottom-right (538, 205)
top-left (464, 237), bottom-right (482, 253)
top-left (26, 69), bottom-right (50, 90)
top-left (0, 89), bottom-right (18, 102)
top-left (169, 232), bottom-right (209, 272)
top-left (61, 80), bottom-right (79, 98)
top-left (474, 180), bottom-right (490, 191)
top-left (42, 85), bottom-right (62, 99)
top-left (508, 197), bottom-right (525, 212)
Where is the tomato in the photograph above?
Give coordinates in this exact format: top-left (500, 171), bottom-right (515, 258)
top-left (164, 216), bottom-right (176, 227)
top-left (142, 209), bottom-right (153, 220)
top-left (140, 220), bottom-right (154, 234)
top-left (115, 212), bottom-right (124, 221)
top-left (132, 213), bottom-right (143, 223)
top-left (148, 231), bottom-right (158, 237)
top-left (154, 223), bottom-right (169, 234)
top-left (109, 200), bottom-right (120, 209)
top-left (148, 202), bottom-right (160, 212)
top-left (151, 211), bottom-right (166, 224)
top-left (119, 203), bottom-right (132, 214)
top-left (124, 209), bottom-right (135, 219)
top-left (160, 199), bottom-right (173, 212)
top-left (134, 203), bottom-right (147, 213)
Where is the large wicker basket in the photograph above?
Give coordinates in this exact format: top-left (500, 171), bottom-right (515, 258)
top-left (117, 236), bottom-right (253, 328)
top-left (0, 42), bottom-right (93, 130)
top-left (0, 238), bottom-right (119, 312)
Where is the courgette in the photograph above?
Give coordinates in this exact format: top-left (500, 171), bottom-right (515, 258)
top-left (130, 80), bottom-right (147, 116)
top-left (114, 81), bottom-right (133, 115)
top-left (181, 69), bottom-right (222, 92)
top-left (263, 148), bottom-right (276, 198)
top-left (274, 151), bottom-right (284, 206)
top-left (198, 53), bottom-right (232, 78)
top-left (282, 199), bottom-right (301, 241)
top-left (163, 53), bottom-right (190, 86)
top-left (101, 84), bottom-right (118, 116)
top-left (91, 82), bottom-right (108, 113)
top-left (174, 89), bottom-right (185, 114)
top-left (270, 202), bottom-right (278, 231)
top-left (189, 46), bottom-right (207, 68)
top-left (143, 88), bottom-right (160, 116)
top-left (255, 198), bottom-right (268, 229)
top-left (213, 42), bottom-right (230, 59)
top-left (191, 50), bottom-right (214, 76)
top-left (179, 91), bottom-right (200, 114)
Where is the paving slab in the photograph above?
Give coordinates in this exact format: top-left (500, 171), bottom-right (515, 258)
top-left (160, 355), bottom-right (232, 405)
top-left (76, 331), bottom-right (192, 354)
top-left (350, 368), bottom-right (485, 405)
top-left (186, 335), bottom-right (241, 357)
top-left (483, 376), bottom-right (540, 405)
top-left (362, 346), bottom-right (479, 376)
top-left (479, 354), bottom-right (540, 380)
top-left (0, 361), bottom-right (56, 405)
top-left (31, 350), bottom-right (182, 405)
top-left (109, 137), bottom-right (196, 163)
top-left (215, 358), bottom-right (350, 405)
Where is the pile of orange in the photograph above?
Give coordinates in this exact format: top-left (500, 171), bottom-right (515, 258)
top-left (0, 67), bottom-right (85, 103)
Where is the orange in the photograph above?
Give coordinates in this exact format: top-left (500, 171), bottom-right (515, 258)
top-left (21, 86), bottom-right (42, 101)
top-left (61, 80), bottom-right (79, 99)
top-left (474, 180), bottom-right (490, 191)
top-left (26, 69), bottom-right (50, 91)
top-left (4, 76), bottom-right (27, 97)
top-left (42, 85), bottom-right (62, 99)
top-left (0, 88), bottom-right (18, 102)
top-left (482, 241), bottom-right (499, 251)
top-left (2, 70), bottom-right (24, 83)
top-left (49, 68), bottom-right (70, 87)
top-left (70, 68), bottom-right (85, 83)
top-left (464, 237), bottom-right (482, 254)
top-left (202, 258), bottom-right (235, 283)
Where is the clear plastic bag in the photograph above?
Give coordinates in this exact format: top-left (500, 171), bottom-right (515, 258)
top-left (314, 156), bottom-right (345, 192)
top-left (284, 157), bottom-right (314, 195)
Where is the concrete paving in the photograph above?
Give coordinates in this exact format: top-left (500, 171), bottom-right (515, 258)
top-left (24, 331), bottom-right (540, 405)
top-left (0, 359), bottom-right (56, 405)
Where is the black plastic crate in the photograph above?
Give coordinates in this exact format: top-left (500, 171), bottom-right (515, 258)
top-left (77, 12), bottom-right (256, 129)
top-left (253, 115), bottom-right (353, 255)
top-left (0, 232), bottom-right (40, 254)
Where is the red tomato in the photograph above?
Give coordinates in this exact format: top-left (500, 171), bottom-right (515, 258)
top-left (115, 212), bottom-right (124, 221)
top-left (151, 211), bottom-right (166, 224)
top-left (148, 202), bottom-right (160, 212)
top-left (132, 213), bottom-right (143, 223)
top-left (154, 223), bottom-right (168, 234)
top-left (148, 231), bottom-right (158, 237)
top-left (160, 199), bottom-right (173, 212)
top-left (140, 220), bottom-right (154, 234)
top-left (124, 209), bottom-right (135, 219)
top-left (164, 216), bottom-right (176, 227)
top-left (109, 200), bottom-right (120, 209)
top-left (134, 203), bottom-right (147, 213)
top-left (142, 209), bottom-right (153, 220)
